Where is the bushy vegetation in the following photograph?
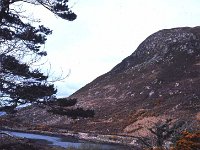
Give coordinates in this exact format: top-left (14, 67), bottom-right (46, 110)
top-left (48, 107), bottom-right (95, 119)
top-left (46, 98), bottom-right (95, 119)
top-left (173, 131), bottom-right (200, 150)
top-left (144, 130), bottom-right (200, 150)
top-left (137, 119), bottom-right (200, 150)
top-left (47, 98), bottom-right (77, 107)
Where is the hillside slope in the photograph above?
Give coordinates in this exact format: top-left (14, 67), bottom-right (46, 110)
top-left (2, 27), bottom-right (200, 136)
top-left (69, 26), bottom-right (200, 135)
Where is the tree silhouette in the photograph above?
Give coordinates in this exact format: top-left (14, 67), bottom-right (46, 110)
top-left (0, 0), bottom-right (76, 112)
top-left (47, 98), bottom-right (95, 119)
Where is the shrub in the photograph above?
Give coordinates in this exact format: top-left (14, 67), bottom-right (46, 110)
top-left (174, 131), bottom-right (200, 150)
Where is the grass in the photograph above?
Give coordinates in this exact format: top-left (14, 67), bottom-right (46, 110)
top-left (65, 144), bottom-right (104, 150)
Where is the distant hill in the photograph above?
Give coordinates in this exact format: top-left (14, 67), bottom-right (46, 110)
top-left (2, 26), bottom-right (200, 136)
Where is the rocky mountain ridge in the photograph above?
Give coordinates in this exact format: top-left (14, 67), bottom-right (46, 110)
top-left (69, 26), bottom-right (200, 135)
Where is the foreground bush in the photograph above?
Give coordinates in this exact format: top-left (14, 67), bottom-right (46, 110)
top-left (173, 131), bottom-right (200, 150)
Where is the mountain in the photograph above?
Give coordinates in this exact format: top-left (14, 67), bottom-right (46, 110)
top-left (2, 27), bottom-right (200, 136)
top-left (69, 26), bottom-right (200, 135)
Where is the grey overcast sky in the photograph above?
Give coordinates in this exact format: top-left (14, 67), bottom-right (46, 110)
top-left (22, 0), bottom-right (200, 97)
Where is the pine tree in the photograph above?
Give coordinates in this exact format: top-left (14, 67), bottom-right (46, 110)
top-left (0, 0), bottom-right (76, 112)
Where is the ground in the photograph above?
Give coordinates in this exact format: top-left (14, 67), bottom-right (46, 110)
top-left (0, 134), bottom-right (65, 150)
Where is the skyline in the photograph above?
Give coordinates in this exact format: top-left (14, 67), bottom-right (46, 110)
top-left (22, 0), bottom-right (200, 97)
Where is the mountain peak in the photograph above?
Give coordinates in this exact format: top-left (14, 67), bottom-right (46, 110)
top-left (111, 26), bottom-right (200, 74)
top-left (70, 26), bottom-right (200, 134)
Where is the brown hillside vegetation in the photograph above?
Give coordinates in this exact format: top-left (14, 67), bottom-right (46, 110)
top-left (2, 27), bottom-right (200, 139)
top-left (69, 26), bottom-right (200, 135)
